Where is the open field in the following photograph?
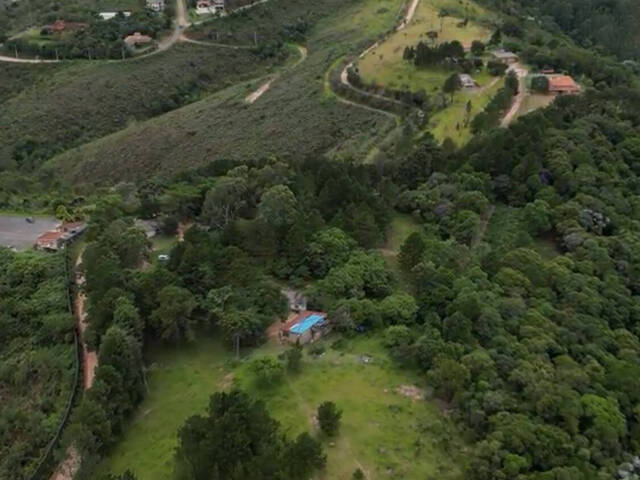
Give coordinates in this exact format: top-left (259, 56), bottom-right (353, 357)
top-left (46, 0), bottom-right (402, 184)
top-left (0, 43), bottom-right (287, 171)
top-left (385, 213), bottom-right (422, 253)
top-left (98, 334), bottom-right (466, 480)
top-left (0, 214), bottom-right (58, 250)
top-left (357, 0), bottom-right (492, 92)
top-left (429, 73), bottom-right (504, 145)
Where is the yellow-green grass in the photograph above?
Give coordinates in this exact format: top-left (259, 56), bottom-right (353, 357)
top-left (386, 213), bottom-right (422, 253)
top-left (236, 336), bottom-right (466, 480)
top-left (95, 336), bottom-right (235, 480)
top-left (14, 27), bottom-right (69, 46)
top-left (98, 335), bottom-right (466, 480)
top-left (515, 93), bottom-right (555, 119)
top-left (357, 0), bottom-right (492, 92)
top-left (430, 73), bottom-right (504, 145)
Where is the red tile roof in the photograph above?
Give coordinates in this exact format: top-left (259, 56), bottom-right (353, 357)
top-left (36, 230), bottom-right (63, 245)
top-left (548, 75), bottom-right (579, 92)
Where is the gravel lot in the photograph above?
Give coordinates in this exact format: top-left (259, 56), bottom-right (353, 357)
top-left (0, 215), bottom-right (59, 251)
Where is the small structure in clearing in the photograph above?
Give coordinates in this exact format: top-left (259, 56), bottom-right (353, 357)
top-left (196, 0), bottom-right (225, 14)
top-left (491, 49), bottom-right (518, 64)
top-left (41, 20), bottom-right (87, 34)
top-left (146, 0), bottom-right (165, 12)
top-left (99, 11), bottom-right (132, 20)
top-left (458, 73), bottom-right (478, 89)
top-left (125, 32), bottom-right (153, 47)
top-left (282, 311), bottom-right (330, 345)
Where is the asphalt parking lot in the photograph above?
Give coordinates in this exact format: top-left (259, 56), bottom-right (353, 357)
top-left (0, 215), bottom-right (59, 251)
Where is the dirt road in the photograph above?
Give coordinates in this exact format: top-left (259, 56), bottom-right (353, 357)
top-left (245, 45), bottom-right (307, 104)
top-left (48, 252), bottom-right (97, 480)
top-left (501, 63), bottom-right (528, 127)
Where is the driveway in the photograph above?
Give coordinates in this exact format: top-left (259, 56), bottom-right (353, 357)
top-left (0, 215), bottom-right (59, 250)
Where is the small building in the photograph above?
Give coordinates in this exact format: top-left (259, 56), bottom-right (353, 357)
top-left (42, 20), bottom-right (87, 34)
top-left (35, 221), bottom-right (86, 251)
top-left (282, 288), bottom-right (308, 313)
top-left (99, 11), bottom-right (132, 20)
top-left (135, 219), bottom-right (159, 238)
top-left (548, 75), bottom-right (580, 95)
top-left (36, 230), bottom-right (64, 251)
top-left (125, 32), bottom-right (153, 47)
top-left (458, 73), bottom-right (478, 89)
top-left (282, 311), bottom-right (329, 345)
top-left (491, 49), bottom-right (519, 64)
top-left (541, 68), bottom-right (555, 74)
top-left (196, 0), bottom-right (225, 14)
top-left (146, 0), bottom-right (165, 12)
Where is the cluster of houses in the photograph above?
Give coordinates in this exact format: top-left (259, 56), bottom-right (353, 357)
top-left (36, 221), bottom-right (86, 251)
top-left (455, 49), bottom-right (580, 95)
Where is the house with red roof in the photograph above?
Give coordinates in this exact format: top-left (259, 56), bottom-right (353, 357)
top-left (548, 75), bottom-right (580, 95)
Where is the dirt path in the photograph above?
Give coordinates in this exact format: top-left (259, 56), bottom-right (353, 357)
top-left (245, 45), bottom-right (307, 104)
top-left (0, 53), bottom-right (59, 63)
top-left (336, 0), bottom-right (420, 108)
top-left (472, 204), bottom-right (495, 247)
top-left (501, 63), bottom-right (529, 127)
top-left (48, 251), bottom-right (97, 480)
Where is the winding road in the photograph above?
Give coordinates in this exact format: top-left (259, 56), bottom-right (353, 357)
top-left (501, 63), bottom-right (529, 127)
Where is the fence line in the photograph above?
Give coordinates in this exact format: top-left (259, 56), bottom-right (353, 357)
top-left (28, 243), bottom-right (82, 480)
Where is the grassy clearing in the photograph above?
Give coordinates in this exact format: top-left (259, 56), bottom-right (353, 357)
top-left (515, 92), bottom-right (555, 119)
top-left (357, 0), bottom-right (492, 92)
top-left (385, 213), bottom-right (422, 253)
top-left (96, 336), bottom-right (233, 480)
top-left (47, 0), bottom-right (402, 184)
top-left (99, 334), bottom-right (466, 480)
top-left (429, 74), bottom-right (504, 145)
top-left (355, 0), bottom-right (500, 146)
top-left (0, 43), bottom-right (287, 171)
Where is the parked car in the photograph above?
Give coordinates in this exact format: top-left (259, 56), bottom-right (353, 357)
top-left (25, 217), bottom-right (35, 224)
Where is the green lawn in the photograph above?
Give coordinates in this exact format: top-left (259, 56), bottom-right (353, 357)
top-left (429, 73), bottom-right (504, 146)
top-left (515, 92), bottom-right (555, 120)
top-left (98, 334), bottom-right (466, 480)
top-left (357, 0), bottom-right (492, 92)
top-left (385, 213), bottom-right (422, 253)
top-left (96, 336), bottom-right (235, 480)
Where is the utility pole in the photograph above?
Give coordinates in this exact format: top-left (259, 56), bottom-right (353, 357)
top-left (14, 44), bottom-right (18, 59)
top-left (55, 48), bottom-right (59, 61)
top-left (253, 30), bottom-right (257, 46)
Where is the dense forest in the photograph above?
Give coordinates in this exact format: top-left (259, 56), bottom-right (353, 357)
top-left (478, 0), bottom-right (640, 61)
top-left (0, 250), bottom-right (75, 480)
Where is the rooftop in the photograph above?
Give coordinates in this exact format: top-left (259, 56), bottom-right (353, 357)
top-left (492, 50), bottom-right (518, 59)
top-left (548, 75), bottom-right (579, 90)
top-left (285, 311), bottom-right (327, 334)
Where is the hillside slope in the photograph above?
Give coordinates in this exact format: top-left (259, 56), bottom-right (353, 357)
top-left (46, 0), bottom-right (403, 184)
top-left (0, 43), bottom-right (286, 171)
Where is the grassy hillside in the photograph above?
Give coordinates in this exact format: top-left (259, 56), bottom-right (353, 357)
top-left (0, 62), bottom-right (61, 105)
top-left (47, 0), bottom-right (403, 184)
top-left (97, 335), bottom-right (466, 480)
top-left (0, 43), bottom-right (287, 171)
